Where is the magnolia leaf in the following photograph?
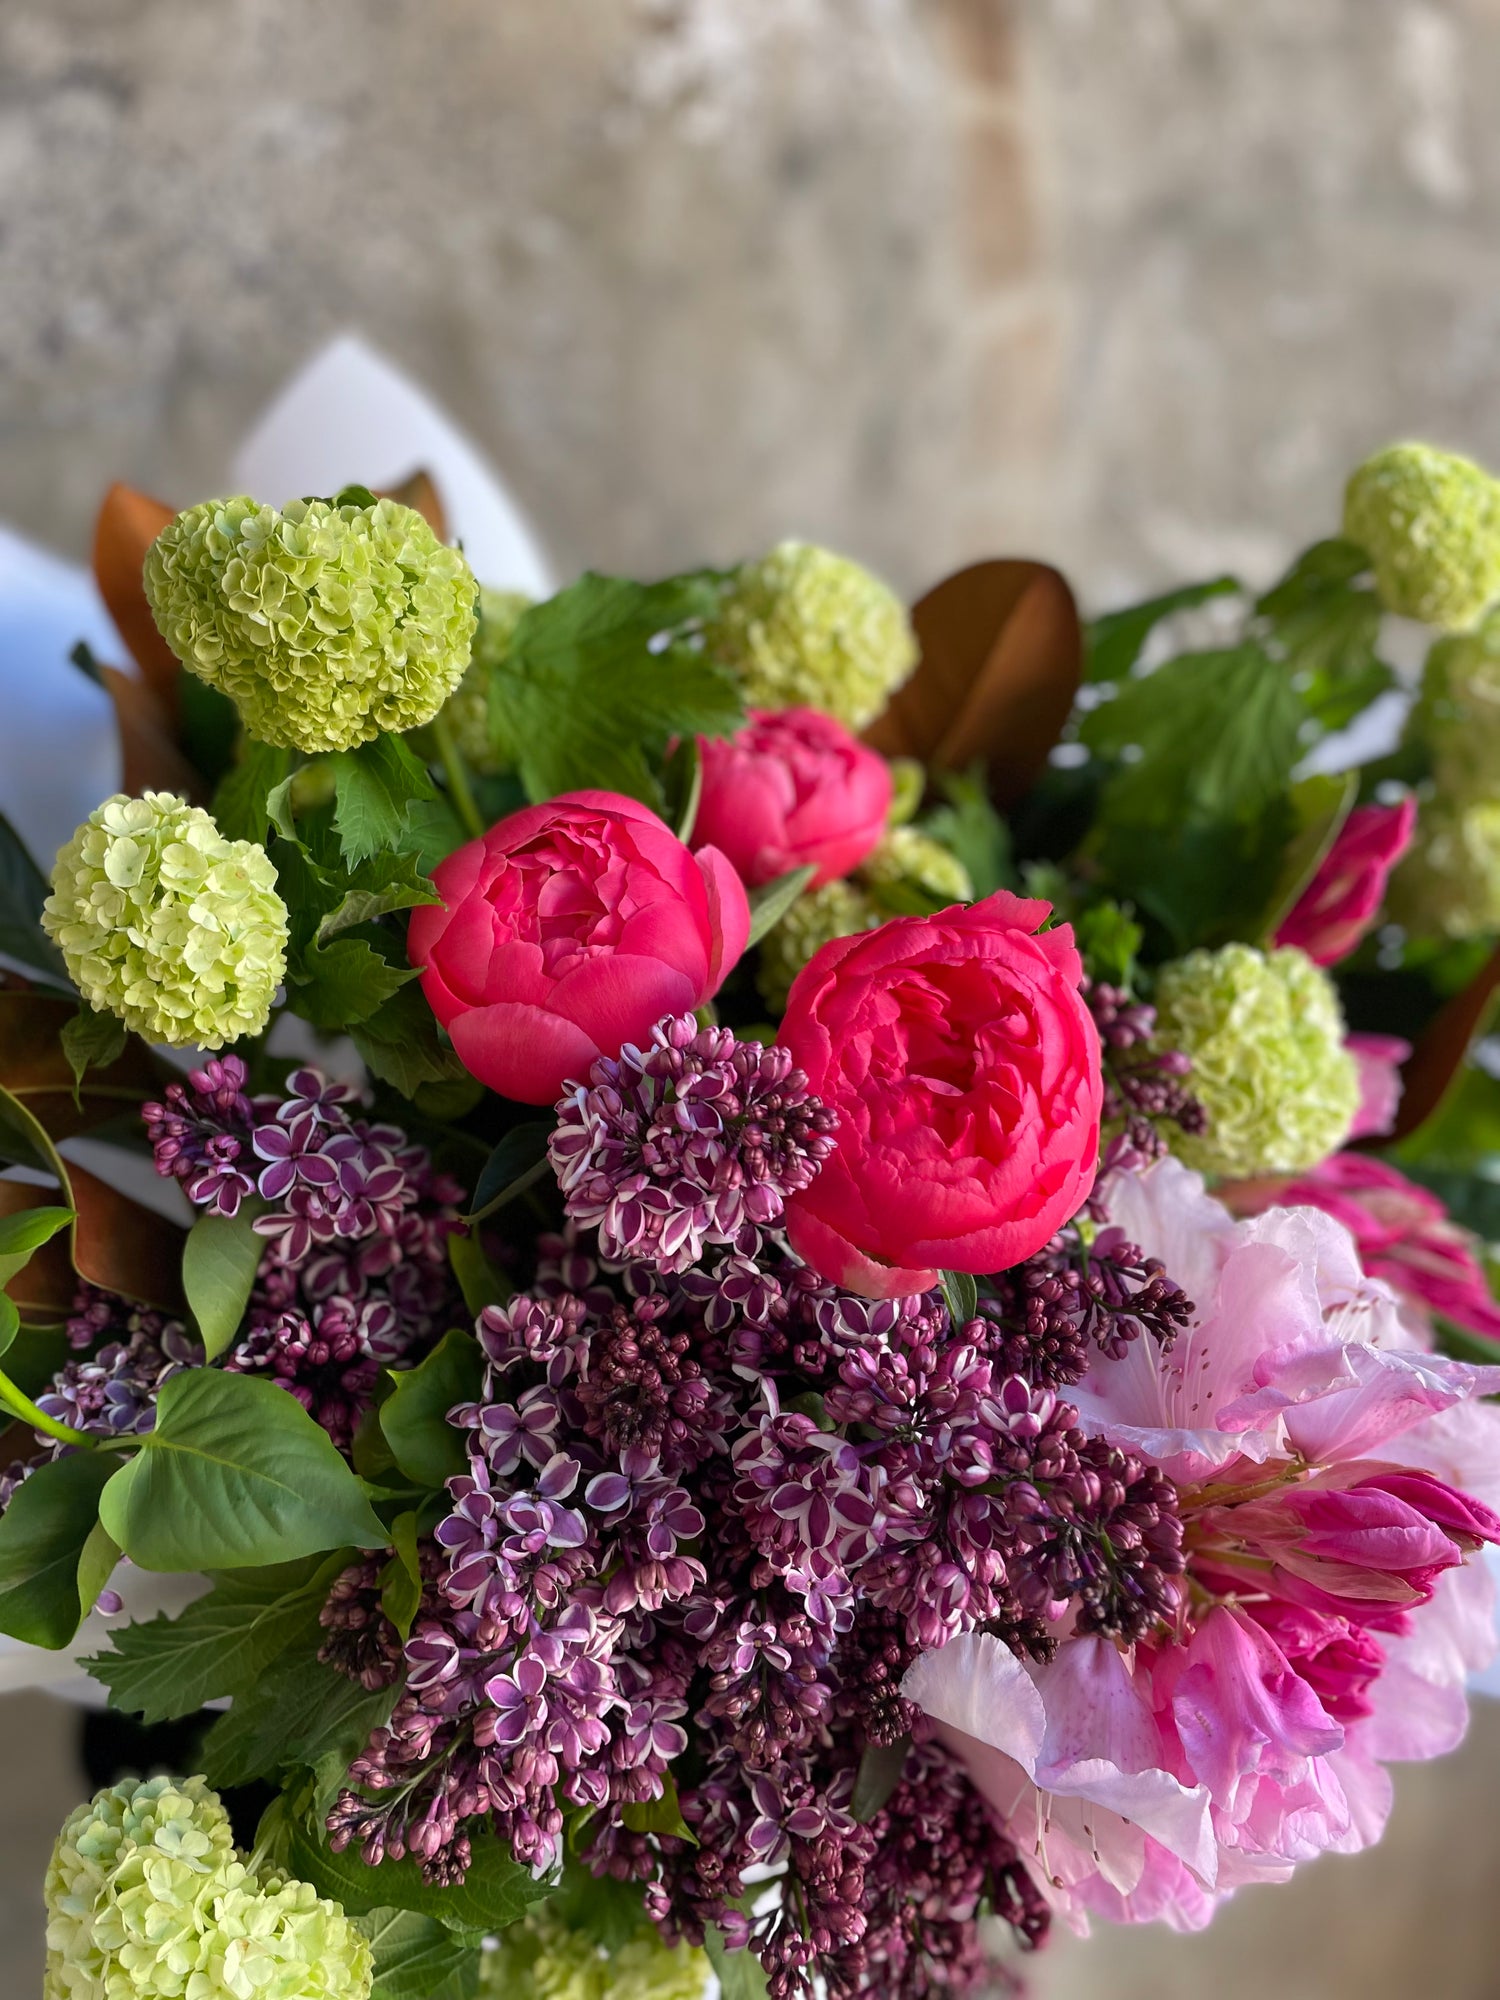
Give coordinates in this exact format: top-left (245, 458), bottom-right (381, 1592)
top-left (745, 865), bottom-right (816, 949)
top-left (83, 1556), bottom-right (345, 1722)
top-left (467, 1123), bottom-right (553, 1223)
top-left (90, 483), bottom-right (179, 703)
top-left (98, 660), bottom-right (206, 801)
top-left (864, 561), bottom-right (1082, 809)
top-left (380, 468), bottom-right (449, 537)
top-left (331, 736), bottom-right (438, 868)
top-left (181, 1205), bottom-right (267, 1361)
top-left (1386, 944), bottom-right (1500, 1144)
top-left (0, 1181), bottom-right (75, 1321)
top-left (99, 1370), bottom-right (386, 1571)
top-left (0, 991), bottom-right (161, 1145)
top-left (0, 812), bottom-right (71, 989)
top-left (380, 1331), bottom-right (485, 1491)
top-left (0, 1449), bottom-right (118, 1649)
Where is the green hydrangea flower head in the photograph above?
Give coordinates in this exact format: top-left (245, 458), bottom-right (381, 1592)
top-left (859, 825), bottom-right (974, 906)
top-left (1343, 443), bottom-right (1500, 629)
top-left (479, 1909), bottom-right (706, 2000)
top-left (43, 792), bottom-right (288, 1048)
top-left (442, 585), bottom-right (531, 773)
top-left (1391, 614), bottom-right (1500, 937)
top-left (44, 1774), bottom-right (371, 2000)
top-left (757, 877), bottom-right (882, 1012)
top-left (1389, 799), bottom-right (1500, 939)
top-left (143, 491), bottom-right (478, 752)
top-left (1152, 944), bottom-right (1359, 1178)
top-left (707, 540), bottom-right (918, 729)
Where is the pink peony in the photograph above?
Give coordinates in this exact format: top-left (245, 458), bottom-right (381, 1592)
top-left (691, 705), bottom-right (892, 891)
top-left (904, 1157), bottom-right (1500, 1932)
top-left (408, 790), bottom-right (749, 1105)
top-left (1231, 1150), bottom-right (1500, 1344)
top-left (778, 892), bottom-right (1102, 1298)
top-left (1274, 799), bottom-right (1417, 966)
top-left (1346, 1031), bottom-right (1411, 1139)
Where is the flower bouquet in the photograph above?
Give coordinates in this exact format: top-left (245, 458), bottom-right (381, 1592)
top-left (9, 426), bottom-right (1500, 2000)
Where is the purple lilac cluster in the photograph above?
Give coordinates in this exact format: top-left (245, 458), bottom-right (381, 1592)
top-left (977, 1223), bottom-right (1194, 1391)
top-left (549, 1015), bottom-right (838, 1273)
top-left (318, 1023), bottom-right (1192, 2000)
top-left (1086, 982), bottom-right (1206, 1171)
top-left (143, 1059), bottom-right (464, 1447)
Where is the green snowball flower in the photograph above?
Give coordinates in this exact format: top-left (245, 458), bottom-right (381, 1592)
top-left (44, 1775), bottom-right (371, 2000)
top-left (144, 492), bottom-right (478, 753)
top-left (707, 540), bottom-right (918, 730)
top-left (1153, 944), bottom-right (1359, 1179)
top-left (1391, 615), bottom-right (1500, 937)
top-left (1343, 443), bottom-right (1500, 629)
top-left (480, 1910), bottom-right (706, 2000)
top-left (757, 877), bottom-right (882, 1012)
top-left (860, 825), bottom-right (974, 906)
top-left (43, 792), bottom-right (288, 1048)
top-left (441, 585), bottom-right (531, 773)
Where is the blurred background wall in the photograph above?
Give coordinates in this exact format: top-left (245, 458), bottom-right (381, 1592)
top-left (5, 0), bottom-right (1500, 1992)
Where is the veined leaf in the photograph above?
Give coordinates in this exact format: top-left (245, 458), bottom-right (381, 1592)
top-left (0, 1449), bottom-right (117, 1650)
top-left (359, 1910), bottom-right (482, 2000)
top-left (0, 812), bottom-right (71, 989)
top-left (350, 983), bottom-right (468, 1100)
top-left (331, 736), bottom-right (438, 868)
top-left (181, 1204), bottom-right (267, 1361)
top-left (1083, 574), bottom-right (1241, 685)
top-left (280, 1814), bottom-right (554, 1932)
top-left (380, 1331), bottom-right (485, 1492)
top-left (745, 865), bottom-right (816, 948)
top-left (212, 739), bottom-right (292, 846)
top-left (200, 1643), bottom-right (398, 1793)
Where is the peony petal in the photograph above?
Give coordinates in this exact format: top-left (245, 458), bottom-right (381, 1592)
top-left (694, 844), bottom-right (751, 996)
top-left (448, 1003), bottom-right (601, 1106)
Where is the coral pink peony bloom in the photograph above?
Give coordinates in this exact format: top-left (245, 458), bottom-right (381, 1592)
top-left (778, 892), bottom-right (1102, 1298)
top-left (1233, 1150), bottom-right (1500, 1344)
top-left (1346, 1031), bottom-right (1411, 1139)
top-left (904, 1158), bottom-right (1500, 1932)
top-left (1274, 799), bottom-right (1417, 966)
top-left (408, 790), bottom-right (749, 1105)
top-left (692, 705), bottom-right (891, 891)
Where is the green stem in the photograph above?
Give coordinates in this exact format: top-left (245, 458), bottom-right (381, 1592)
top-left (0, 1367), bottom-right (97, 1450)
top-left (430, 710), bottom-right (485, 842)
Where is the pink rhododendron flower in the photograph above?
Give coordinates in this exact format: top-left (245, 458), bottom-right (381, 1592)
top-left (1274, 799), bottom-right (1417, 966)
top-left (692, 705), bottom-right (892, 890)
top-left (779, 892), bottom-right (1102, 1298)
top-left (409, 791), bottom-right (749, 1104)
top-left (1346, 1031), bottom-right (1411, 1139)
top-left (903, 1157), bottom-right (1500, 1932)
top-left (1231, 1151), bottom-right (1500, 1344)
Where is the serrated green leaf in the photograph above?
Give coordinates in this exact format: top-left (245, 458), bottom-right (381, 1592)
top-left (0, 1449), bottom-right (117, 1649)
top-left (359, 1909), bottom-right (482, 2000)
top-left (0, 1204), bottom-right (73, 1287)
top-left (745, 865), bottom-right (816, 948)
top-left (0, 811), bottom-right (72, 990)
top-left (282, 1814), bottom-right (554, 1932)
top-left (200, 1642), bottom-right (398, 1793)
top-left (332, 736), bottom-right (438, 868)
top-left (316, 852), bottom-right (441, 943)
top-left (1084, 575), bottom-right (1241, 684)
top-left (212, 739), bottom-right (292, 845)
top-left (494, 572), bottom-right (742, 807)
top-left (350, 983), bottom-right (468, 1100)
top-left (181, 1204), bottom-right (266, 1361)
top-left (295, 937), bottom-right (418, 1032)
top-left (380, 1331), bottom-right (485, 1492)
top-left (82, 1557), bottom-right (345, 1722)
top-left (468, 1123), bottom-right (553, 1223)
top-left (98, 1370), bottom-right (386, 1571)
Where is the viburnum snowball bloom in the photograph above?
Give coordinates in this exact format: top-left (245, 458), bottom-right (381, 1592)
top-left (44, 1774), bottom-right (372, 1999)
top-left (1391, 616), bottom-right (1500, 936)
top-left (706, 540), bottom-right (918, 729)
top-left (756, 877), bottom-right (881, 1012)
top-left (860, 824), bottom-right (974, 905)
top-left (905, 1158), bottom-right (1500, 1934)
top-left (43, 793), bottom-right (288, 1048)
top-left (443, 584), bottom-right (531, 773)
top-left (479, 1907), bottom-right (708, 2000)
top-left (143, 492), bottom-right (477, 752)
top-left (1152, 944), bottom-right (1359, 1179)
top-left (1344, 442), bottom-right (1500, 629)
top-left (779, 891), bottom-right (1102, 1297)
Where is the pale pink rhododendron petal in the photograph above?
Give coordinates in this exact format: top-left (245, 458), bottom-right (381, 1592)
top-left (1274, 799), bottom-right (1417, 966)
top-left (1346, 1031), bottom-right (1411, 1139)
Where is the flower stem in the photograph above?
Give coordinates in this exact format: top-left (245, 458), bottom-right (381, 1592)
top-left (0, 1367), bottom-right (97, 1449)
top-left (430, 710), bottom-right (485, 842)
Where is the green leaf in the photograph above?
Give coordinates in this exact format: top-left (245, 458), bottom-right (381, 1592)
top-left (0, 1449), bottom-right (117, 1649)
top-left (281, 1814), bottom-right (554, 1933)
top-left (0, 811), bottom-right (72, 990)
top-left (1084, 575), bottom-right (1241, 684)
top-left (98, 1370), bottom-right (387, 1571)
top-left (60, 1008), bottom-right (128, 1106)
top-left (316, 851), bottom-right (441, 943)
top-left (745, 865), bottom-right (817, 948)
top-left (181, 1205), bottom-right (266, 1361)
top-left (468, 1123), bottom-right (554, 1222)
top-left (1255, 540), bottom-right (1392, 737)
top-left (351, 983), bottom-right (468, 1100)
top-left (704, 1926), bottom-right (770, 2000)
top-left (359, 1910), bottom-right (482, 2000)
top-left (266, 772), bottom-right (300, 844)
top-left (1071, 901), bottom-right (1143, 988)
top-left (381, 1331), bottom-right (484, 1491)
top-left (212, 739), bottom-right (292, 845)
top-left (380, 1511), bottom-right (422, 1638)
top-left (0, 1205), bottom-right (73, 1288)
top-left (920, 764), bottom-right (1013, 899)
top-left (940, 1270), bottom-right (978, 1326)
top-left (662, 734), bottom-right (703, 843)
top-left (1257, 770), bottom-right (1358, 943)
top-left (495, 572), bottom-right (742, 807)
top-left (201, 1642), bottom-right (398, 1793)
top-left (83, 1556), bottom-right (345, 1722)
top-left (295, 937), bottom-right (418, 1033)
top-left (392, 796), bottom-right (467, 874)
top-left (0, 1293), bottom-right (19, 1361)
top-left (621, 1769), bottom-right (695, 1842)
top-left (448, 1230), bottom-right (510, 1316)
top-left (851, 1735), bottom-right (911, 1822)
top-left (331, 736), bottom-right (438, 868)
